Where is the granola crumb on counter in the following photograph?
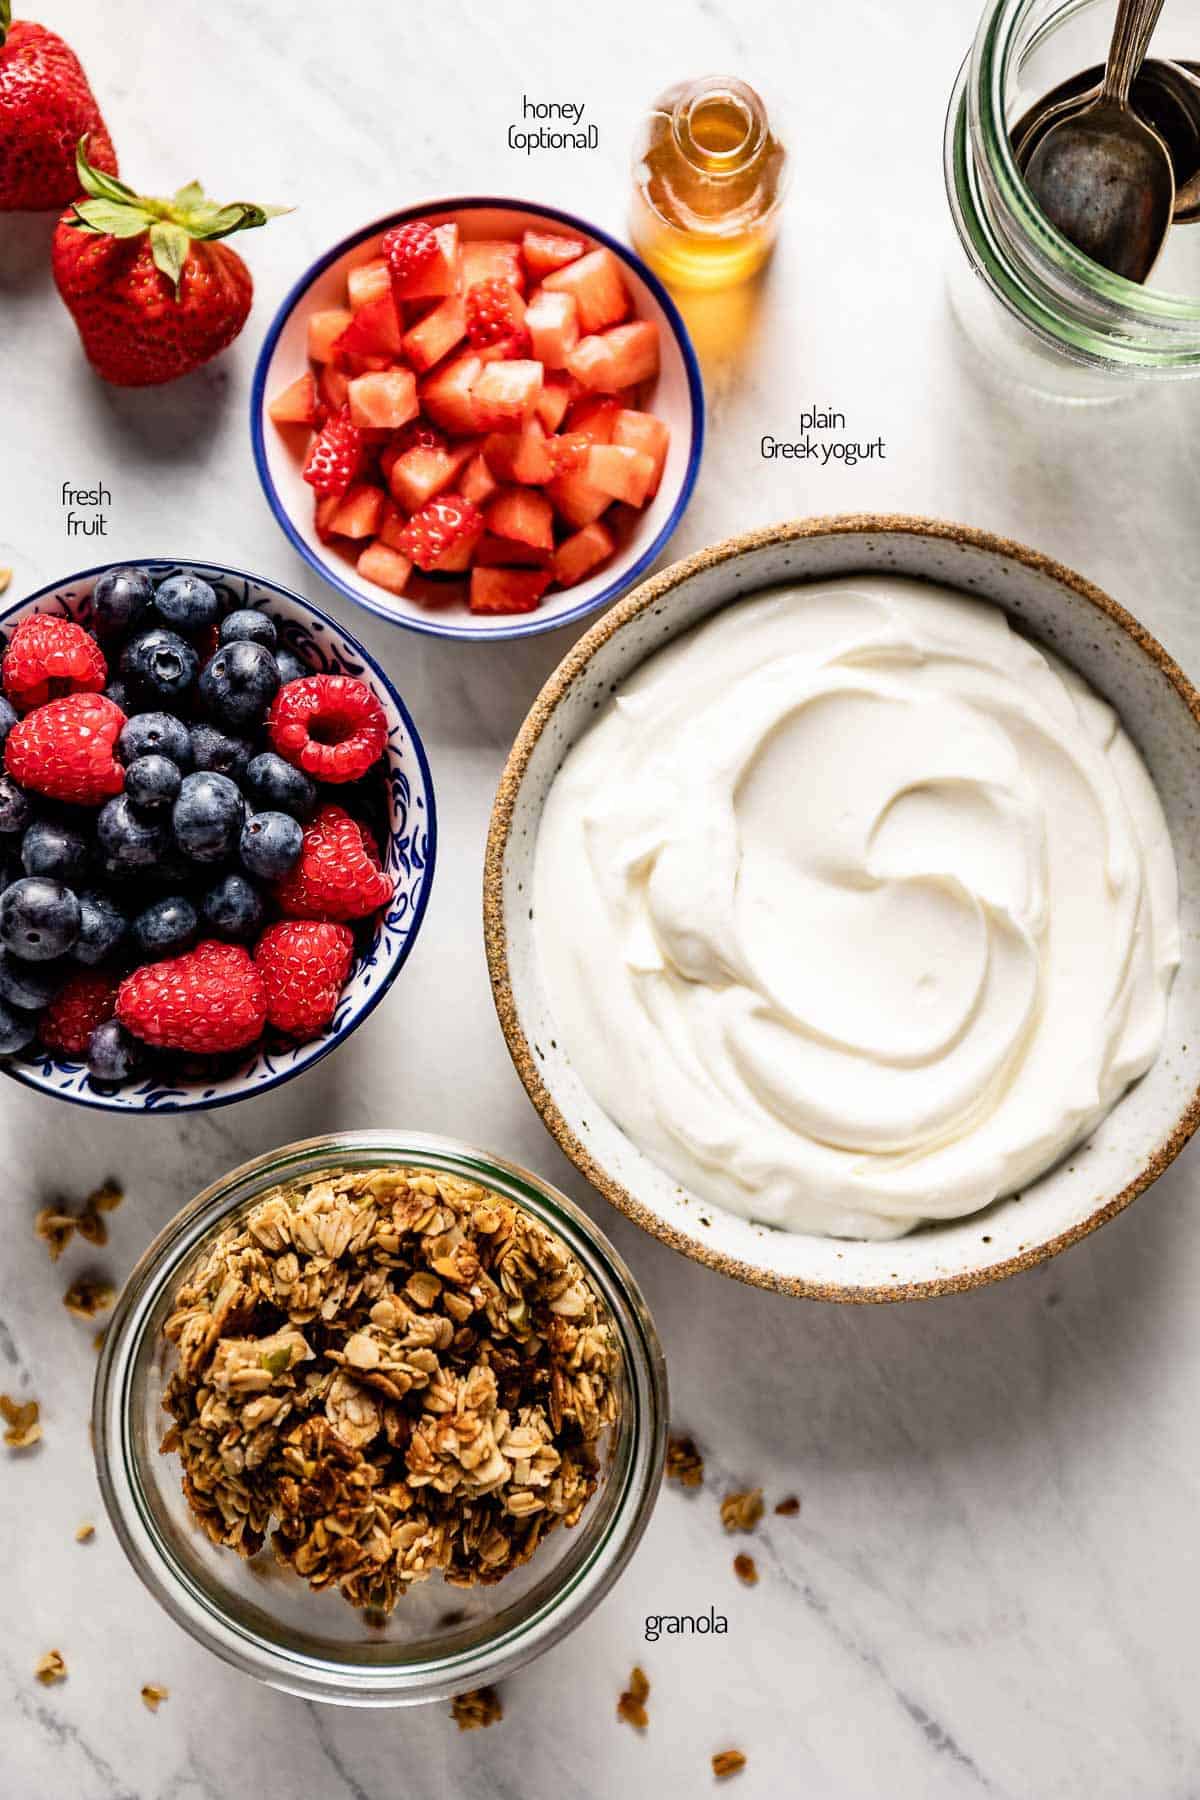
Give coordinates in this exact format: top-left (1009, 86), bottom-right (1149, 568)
top-left (712, 1749), bottom-right (747, 1779)
top-left (1, 1394), bottom-right (42, 1449)
top-left (618, 1664), bottom-right (650, 1730)
top-left (160, 1164), bottom-right (621, 1614)
top-left (665, 1433), bottom-right (704, 1488)
top-left (92, 1330), bottom-right (107, 1354)
top-left (450, 1686), bottom-right (502, 1730)
top-left (35, 1650), bottom-right (66, 1685)
top-left (733, 1552), bottom-right (758, 1586)
top-left (720, 1488), bottom-right (764, 1534)
top-left (0, 570), bottom-right (10, 595)
top-left (774, 1494), bottom-right (800, 1516)
top-left (35, 1181), bottom-right (123, 1262)
top-left (63, 1276), bottom-right (116, 1320)
top-left (140, 1684), bottom-right (169, 1713)
top-left (74, 1522), bottom-right (95, 1544)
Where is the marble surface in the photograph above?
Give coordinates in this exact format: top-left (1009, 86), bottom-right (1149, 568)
top-left (5, 0), bottom-right (1200, 1795)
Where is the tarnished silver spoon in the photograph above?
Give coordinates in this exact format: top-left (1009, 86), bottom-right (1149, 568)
top-left (1024, 0), bottom-right (1174, 282)
top-left (1014, 57), bottom-right (1200, 213)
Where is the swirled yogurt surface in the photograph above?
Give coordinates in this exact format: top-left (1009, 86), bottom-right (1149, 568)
top-left (533, 578), bottom-right (1180, 1239)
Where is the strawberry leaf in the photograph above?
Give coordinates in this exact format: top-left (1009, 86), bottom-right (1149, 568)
top-left (70, 197), bottom-right (156, 238)
top-left (0, 2), bottom-right (11, 51)
top-left (171, 181), bottom-right (206, 211)
top-left (182, 201), bottom-right (293, 241)
top-left (149, 221), bottom-right (191, 294)
top-left (75, 138), bottom-right (139, 208)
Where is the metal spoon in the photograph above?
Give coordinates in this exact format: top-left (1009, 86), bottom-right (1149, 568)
top-left (1014, 58), bottom-right (1200, 210)
top-left (1024, 0), bottom-right (1174, 282)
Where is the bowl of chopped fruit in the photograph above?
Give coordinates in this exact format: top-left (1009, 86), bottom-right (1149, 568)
top-left (93, 1132), bottom-right (667, 1704)
top-left (251, 199), bottom-right (705, 640)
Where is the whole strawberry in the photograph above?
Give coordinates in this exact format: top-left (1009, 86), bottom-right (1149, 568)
top-left (0, 1), bottom-right (117, 210)
top-left (52, 140), bottom-right (288, 387)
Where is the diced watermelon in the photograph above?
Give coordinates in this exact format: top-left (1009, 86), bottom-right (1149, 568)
top-left (392, 222), bottom-right (460, 300)
top-left (347, 258), bottom-right (392, 312)
top-left (543, 248), bottom-right (629, 332)
top-left (469, 567), bottom-right (552, 614)
top-left (318, 363), bottom-right (351, 412)
top-left (329, 483), bottom-right (387, 538)
top-left (525, 289), bottom-right (580, 370)
top-left (474, 535), bottom-right (553, 568)
top-left (460, 451), bottom-right (499, 508)
top-left (554, 520), bottom-right (616, 587)
top-left (547, 466), bottom-right (612, 529)
top-left (521, 229), bottom-right (587, 280)
top-left (612, 410), bottom-right (670, 496)
top-left (387, 443), bottom-right (471, 513)
top-left (347, 369), bottom-right (419, 431)
top-left (308, 308), bottom-right (353, 363)
top-left (333, 294), bottom-right (405, 362)
top-left (471, 360), bottom-right (543, 430)
top-left (357, 542), bottom-right (413, 595)
top-left (403, 295), bottom-right (468, 373)
top-left (584, 443), bottom-right (657, 507)
top-left (483, 418), bottom-right (554, 484)
top-left (534, 373), bottom-right (577, 434)
top-left (461, 238), bottom-right (526, 293)
top-left (486, 487), bottom-right (555, 551)
top-left (563, 394), bottom-right (621, 443)
top-left (420, 352), bottom-right (483, 434)
top-left (268, 372), bottom-right (319, 427)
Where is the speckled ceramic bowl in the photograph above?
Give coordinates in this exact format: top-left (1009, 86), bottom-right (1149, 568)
top-left (485, 516), bottom-right (1200, 1301)
top-left (0, 561), bottom-right (435, 1113)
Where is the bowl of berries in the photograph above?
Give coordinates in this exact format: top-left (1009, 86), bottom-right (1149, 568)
top-left (252, 200), bottom-right (704, 640)
top-left (0, 560), bottom-right (435, 1111)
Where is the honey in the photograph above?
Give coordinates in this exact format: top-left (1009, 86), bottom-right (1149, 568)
top-left (630, 77), bottom-right (787, 290)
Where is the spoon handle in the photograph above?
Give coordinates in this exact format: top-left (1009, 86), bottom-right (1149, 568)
top-left (1100, 0), bottom-right (1168, 107)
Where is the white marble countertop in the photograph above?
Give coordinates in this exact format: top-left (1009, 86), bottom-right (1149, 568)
top-left (6, 0), bottom-right (1200, 1795)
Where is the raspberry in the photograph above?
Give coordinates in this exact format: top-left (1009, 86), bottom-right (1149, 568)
top-left (5, 692), bottom-right (126, 804)
top-left (266, 675), bottom-right (388, 784)
top-left (116, 940), bottom-right (268, 1054)
top-left (3, 615), bottom-right (107, 713)
top-left (393, 494), bottom-right (483, 573)
top-left (39, 970), bottom-right (120, 1055)
top-left (273, 803), bottom-right (393, 922)
top-left (254, 919), bottom-right (354, 1038)
top-left (382, 220), bottom-right (438, 289)
top-left (465, 278), bottom-right (529, 356)
top-left (303, 405), bottom-right (365, 497)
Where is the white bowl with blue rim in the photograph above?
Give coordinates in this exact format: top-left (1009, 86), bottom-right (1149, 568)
top-left (251, 198), bottom-right (705, 642)
top-left (0, 559), bottom-right (436, 1113)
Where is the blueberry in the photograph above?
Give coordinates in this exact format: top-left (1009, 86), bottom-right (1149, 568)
top-left (239, 810), bottom-right (302, 881)
top-left (274, 646), bottom-right (309, 688)
top-left (173, 771), bottom-right (244, 864)
top-left (121, 628), bottom-right (198, 705)
top-left (199, 641), bottom-right (280, 731)
top-left (132, 894), bottom-right (197, 958)
top-left (0, 775), bottom-right (31, 835)
top-left (153, 573), bottom-right (220, 634)
top-left (200, 871), bottom-right (264, 942)
top-left (0, 996), bottom-right (36, 1055)
top-left (87, 1019), bottom-right (142, 1084)
top-left (0, 696), bottom-right (17, 756)
top-left (91, 566), bottom-right (154, 637)
top-left (21, 818), bottom-right (89, 885)
top-left (0, 951), bottom-right (60, 1010)
top-left (219, 609), bottom-right (277, 650)
top-left (189, 722), bottom-right (253, 783)
top-left (97, 794), bottom-right (168, 869)
top-left (117, 712), bottom-right (192, 769)
top-left (0, 878), bottom-right (81, 961)
top-left (244, 752), bottom-right (316, 821)
top-left (73, 889), bottom-right (128, 965)
top-left (125, 754), bottom-right (182, 812)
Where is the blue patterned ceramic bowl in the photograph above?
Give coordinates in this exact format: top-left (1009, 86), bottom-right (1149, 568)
top-left (0, 559), bottom-right (436, 1113)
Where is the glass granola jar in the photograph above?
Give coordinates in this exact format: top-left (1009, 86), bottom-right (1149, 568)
top-left (945, 0), bottom-right (1200, 400)
top-left (93, 1132), bottom-right (667, 1707)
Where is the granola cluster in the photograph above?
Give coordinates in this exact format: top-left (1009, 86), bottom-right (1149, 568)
top-left (160, 1165), bottom-right (621, 1614)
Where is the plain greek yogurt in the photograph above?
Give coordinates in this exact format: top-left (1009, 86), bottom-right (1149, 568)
top-left (532, 577), bottom-right (1181, 1239)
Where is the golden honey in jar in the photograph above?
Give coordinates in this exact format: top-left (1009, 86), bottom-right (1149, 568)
top-left (630, 76), bottom-right (788, 290)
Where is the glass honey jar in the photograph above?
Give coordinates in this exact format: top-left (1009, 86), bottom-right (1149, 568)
top-left (630, 76), bottom-right (788, 290)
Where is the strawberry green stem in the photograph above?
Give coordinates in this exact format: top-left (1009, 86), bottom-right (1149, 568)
top-left (0, 3), bottom-right (12, 52)
top-left (66, 138), bottom-right (291, 294)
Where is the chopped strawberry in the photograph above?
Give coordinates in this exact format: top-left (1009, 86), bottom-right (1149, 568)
top-left (419, 351), bottom-right (483, 434)
top-left (486, 487), bottom-right (555, 551)
top-left (547, 465), bottom-right (613, 529)
top-left (356, 541), bottom-right (412, 595)
top-left (268, 372), bottom-right (319, 427)
top-left (3, 614), bottom-right (107, 712)
top-left (567, 320), bottom-right (660, 392)
top-left (525, 289), bottom-right (579, 369)
top-left (543, 248), bottom-right (629, 331)
top-left (465, 278), bottom-right (529, 355)
top-left (612, 409), bottom-right (670, 496)
top-left (461, 238), bottom-right (525, 293)
top-left (385, 220), bottom-right (459, 300)
top-left (483, 418), bottom-right (554, 485)
top-left (521, 229), bottom-right (587, 280)
top-left (554, 520), bottom-right (616, 587)
top-left (469, 567), bottom-right (552, 615)
top-left (303, 405), bottom-right (365, 496)
top-left (347, 258), bottom-right (391, 312)
top-left (403, 295), bottom-right (468, 372)
top-left (470, 360), bottom-right (543, 430)
top-left (254, 920), bottom-right (355, 1039)
top-left (307, 308), bottom-right (353, 363)
top-left (347, 368), bottom-right (418, 431)
top-left (584, 443), bottom-right (657, 507)
top-left (392, 493), bottom-right (484, 572)
top-left (534, 372), bottom-right (578, 434)
top-left (460, 450), bottom-right (499, 508)
top-left (474, 535), bottom-right (553, 569)
top-left (328, 483), bottom-right (387, 539)
top-left (332, 293), bottom-right (404, 362)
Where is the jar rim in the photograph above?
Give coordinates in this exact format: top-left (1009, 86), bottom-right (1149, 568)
top-left (92, 1131), bottom-right (668, 1705)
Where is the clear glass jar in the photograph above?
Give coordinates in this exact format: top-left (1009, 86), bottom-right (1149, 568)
top-left (93, 1132), bottom-right (667, 1707)
top-left (945, 0), bottom-right (1200, 400)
